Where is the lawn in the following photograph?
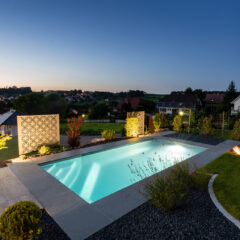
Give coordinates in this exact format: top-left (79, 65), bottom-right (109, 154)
top-left (0, 137), bottom-right (19, 162)
top-left (200, 152), bottom-right (240, 221)
top-left (60, 122), bottom-right (125, 135)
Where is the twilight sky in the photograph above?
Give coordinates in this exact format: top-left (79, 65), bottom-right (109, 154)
top-left (0, 0), bottom-right (239, 93)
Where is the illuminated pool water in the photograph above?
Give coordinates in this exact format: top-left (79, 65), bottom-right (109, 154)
top-left (41, 139), bottom-right (206, 203)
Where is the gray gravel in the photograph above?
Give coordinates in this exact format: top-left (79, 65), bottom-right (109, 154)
top-left (87, 189), bottom-right (240, 240)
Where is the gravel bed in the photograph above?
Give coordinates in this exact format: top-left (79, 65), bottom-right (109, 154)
top-left (87, 189), bottom-right (240, 240)
top-left (164, 132), bottom-right (225, 145)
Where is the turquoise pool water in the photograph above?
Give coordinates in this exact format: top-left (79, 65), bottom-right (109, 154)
top-left (41, 139), bottom-right (206, 203)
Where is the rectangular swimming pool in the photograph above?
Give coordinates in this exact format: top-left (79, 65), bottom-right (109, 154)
top-left (41, 139), bottom-right (206, 203)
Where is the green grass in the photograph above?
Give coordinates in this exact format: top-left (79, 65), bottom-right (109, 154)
top-left (61, 122), bottom-right (125, 135)
top-left (142, 94), bottom-right (164, 103)
top-left (201, 153), bottom-right (240, 220)
top-left (0, 137), bottom-right (19, 162)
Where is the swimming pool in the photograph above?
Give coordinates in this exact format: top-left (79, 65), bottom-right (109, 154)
top-left (41, 139), bottom-right (206, 203)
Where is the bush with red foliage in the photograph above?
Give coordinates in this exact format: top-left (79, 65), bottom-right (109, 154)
top-left (148, 115), bottom-right (153, 133)
top-left (66, 116), bottom-right (82, 147)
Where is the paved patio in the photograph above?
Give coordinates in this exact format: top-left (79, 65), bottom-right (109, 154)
top-left (4, 132), bottom-right (240, 239)
top-left (0, 167), bottom-right (41, 215)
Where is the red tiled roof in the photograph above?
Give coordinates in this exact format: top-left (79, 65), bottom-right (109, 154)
top-left (117, 97), bottom-right (141, 110)
top-left (204, 93), bottom-right (225, 104)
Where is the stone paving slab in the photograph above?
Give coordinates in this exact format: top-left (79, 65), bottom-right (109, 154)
top-left (0, 167), bottom-right (41, 215)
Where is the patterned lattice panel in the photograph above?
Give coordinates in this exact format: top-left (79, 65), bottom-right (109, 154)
top-left (127, 111), bottom-right (145, 135)
top-left (17, 114), bottom-right (60, 155)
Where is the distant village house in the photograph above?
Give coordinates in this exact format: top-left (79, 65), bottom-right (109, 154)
top-left (156, 94), bottom-right (202, 115)
top-left (231, 95), bottom-right (240, 115)
top-left (0, 110), bottom-right (24, 136)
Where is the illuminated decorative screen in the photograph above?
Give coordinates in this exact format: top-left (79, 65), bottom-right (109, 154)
top-left (127, 111), bottom-right (145, 135)
top-left (17, 114), bottom-right (60, 155)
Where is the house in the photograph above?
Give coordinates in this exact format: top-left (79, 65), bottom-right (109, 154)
top-left (0, 110), bottom-right (24, 136)
top-left (204, 93), bottom-right (225, 105)
top-left (156, 94), bottom-right (202, 115)
top-left (231, 95), bottom-right (240, 115)
top-left (116, 97), bottom-right (155, 112)
top-left (117, 97), bottom-right (141, 110)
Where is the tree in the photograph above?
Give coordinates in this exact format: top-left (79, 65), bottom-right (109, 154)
top-left (199, 116), bottom-right (214, 136)
top-left (193, 89), bottom-right (206, 101)
top-left (88, 102), bottom-right (109, 119)
top-left (231, 119), bottom-right (240, 140)
top-left (224, 81), bottom-right (238, 103)
top-left (148, 115), bottom-right (153, 133)
top-left (43, 93), bottom-right (67, 117)
top-left (13, 92), bottom-right (44, 114)
top-left (185, 87), bottom-right (193, 94)
top-left (153, 113), bottom-right (161, 131)
top-left (172, 115), bottom-right (182, 132)
top-left (13, 92), bottom-right (67, 117)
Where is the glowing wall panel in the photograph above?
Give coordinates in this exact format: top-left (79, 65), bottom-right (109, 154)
top-left (127, 111), bottom-right (145, 136)
top-left (17, 114), bottom-right (60, 155)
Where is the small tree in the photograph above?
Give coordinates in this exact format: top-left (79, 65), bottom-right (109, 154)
top-left (160, 113), bottom-right (169, 128)
top-left (0, 135), bottom-right (12, 150)
top-left (232, 119), bottom-right (240, 140)
top-left (199, 116), bottom-right (214, 136)
top-left (153, 113), bottom-right (161, 132)
top-left (148, 115), bottom-right (153, 133)
top-left (66, 116), bottom-right (82, 147)
top-left (172, 115), bottom-right (182, 132)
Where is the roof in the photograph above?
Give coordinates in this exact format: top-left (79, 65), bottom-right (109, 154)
top-left (0, 110), bottom-right (25, 126)
top-left (204, 93), bottom-right (225, 104)
top-left (117, 97), bottom-right (141, 110)
top-left (231, 95), bottom-right (240, 104)
top-left (156, 94), bottom-right (201, 108)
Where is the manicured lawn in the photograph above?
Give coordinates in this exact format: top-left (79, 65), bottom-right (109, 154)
top-left (60, 122), bottom-right (124, 135)
top-left (0, 137), bottom-right (19, 162)
top-left (201, 152), bottom-right (240, 221)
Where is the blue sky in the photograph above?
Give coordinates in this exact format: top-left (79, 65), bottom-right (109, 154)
top-left (0, 0), bottom-right (239, 93)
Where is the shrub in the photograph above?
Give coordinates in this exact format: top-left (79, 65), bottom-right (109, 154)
top-left (66, 116), bottom-right (82, 147)
top-left (0, 135), bottom-right (12, 150)
top-left (19, 155), bottom-right (27, 160)
top-left (144, 162), bottom-right (209, 211)
top-left (153, 113), bottom-right (161, 131)
top-left (172, 115), bottom-right (182, 132)
top-left (125, 117), bottom-right (139, 137)
top-left (199, 116), bottom-right (214, 136)
top-left (160, 113), bottom-right (169, 128)
top-left (144, 173), bottom-right (187, 211)
top-left (101, 130), bottom-right (116, 141)
top-left (38, 145), bottom-right (50, 155)
top-left (0, 201), bottom-right (42, 240)
top-left (231, 119), bottom-right (240, 140)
